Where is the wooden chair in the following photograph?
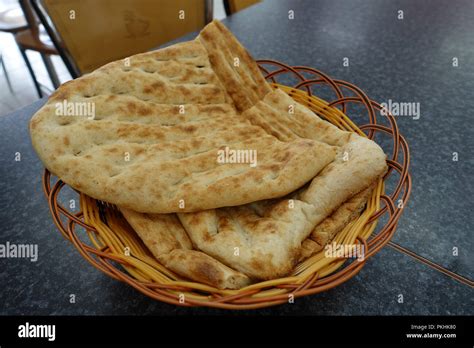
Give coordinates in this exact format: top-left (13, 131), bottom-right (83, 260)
top-left (13, 0), bottom-right (60, 98)
top-left (32, 0), bottom-right (213, 78)
top-left (224, 0), bottom-right (260, 16)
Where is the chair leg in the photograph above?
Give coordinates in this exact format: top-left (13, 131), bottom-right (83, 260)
top-left (18, 47), bottom-right (43, 98)
top-left (0, 54), bottom-right (14, 93)
top-left (41, 53), bottom-right (60, 89)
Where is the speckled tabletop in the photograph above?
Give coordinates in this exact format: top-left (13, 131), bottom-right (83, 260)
top-left (0, 0), bottom-right (472, 315)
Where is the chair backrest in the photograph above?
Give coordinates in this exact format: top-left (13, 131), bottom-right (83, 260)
top-left (224, 0), bottom-right (260, 16)
top-left (18, 0), bottom-right (39, 36)
top-left (32, 0), bottom-right (212, 77)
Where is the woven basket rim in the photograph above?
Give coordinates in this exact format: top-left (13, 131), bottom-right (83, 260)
top-left (42, 60), bottom-right (412, 309)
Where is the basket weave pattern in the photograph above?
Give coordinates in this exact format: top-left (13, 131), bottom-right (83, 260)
top-left (42, 60), bottom-right (411, 309)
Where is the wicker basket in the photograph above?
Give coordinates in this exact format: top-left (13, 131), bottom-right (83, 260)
top-left (42, 60), bottom-right (411, 309)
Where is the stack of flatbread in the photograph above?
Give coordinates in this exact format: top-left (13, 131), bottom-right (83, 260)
top-left (30, 20), bottom-right (387, 289)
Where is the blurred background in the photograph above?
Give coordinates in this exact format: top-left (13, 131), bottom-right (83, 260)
top-left (0, 0), bottom-right (260, 116)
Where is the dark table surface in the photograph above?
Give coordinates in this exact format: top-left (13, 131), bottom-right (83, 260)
top-left (1, 0), bottom-right (473, 315)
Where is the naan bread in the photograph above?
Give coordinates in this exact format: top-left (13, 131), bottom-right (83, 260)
top-left (120, 184), bottom-right (373, 288)
top-left (176, 95), bottom-right (386, 280)
top-left (120, 208), bottom-right (251, 289)
top-left (299, 186), bottom-right (373, 261)
top-left (32, 19), bottom-right (388, 289)
top-left (30, 39), bottom-right (336, 213)
top-left (198, 21), bottom-right (271, 112)
top-left (120, 21), bottom-right (387, 284)
top-left (178, 198), bottom-right (317, 280)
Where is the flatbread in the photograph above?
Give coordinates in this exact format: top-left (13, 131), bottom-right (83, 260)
top-left (198, 20), bottom-right (272, 111)
top-left (176, 94), bottom-right (386, 280)
top-left (120, 208), bottom-right (251, 289)
top-left (178, 198), bottom-right (316, 280)
top-left (120, 184), bottom-right (373, 288)
top-left (165, 21), bottom-right (386, 282)
top-left (30, 38), bottom-right (336, 214)
top-left (32, 19), bottom-right (388, 289)
top-left (120, 86), bottom-right (386, 285)
top-left (299, 186), bottom-right (373, 261)
top-left (114, 21), bottom-right (387, 287)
